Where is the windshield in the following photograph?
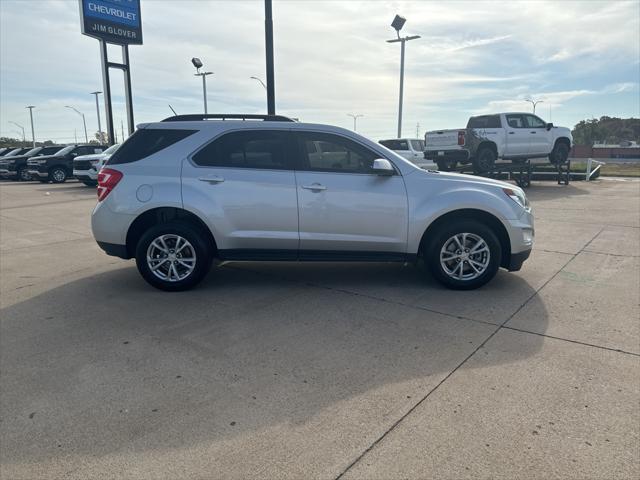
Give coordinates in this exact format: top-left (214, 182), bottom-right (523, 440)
top-left (37, 146), bottom-right (64, 156)
top-left (55, 146), bottom-right (75, 156)
top-left (103, 144), bottom-right (121, 155)
top-left (5, 148), bottom-right (22, 156)
top-left (24, 147), bottom-right (43, 156)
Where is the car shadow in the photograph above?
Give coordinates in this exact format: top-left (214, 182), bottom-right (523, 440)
top-left (1, 262), bottom-right (548, 467)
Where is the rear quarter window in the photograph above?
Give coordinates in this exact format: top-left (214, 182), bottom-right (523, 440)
top-left (107, 129), bottom-right (197, 165)
top-left (467, 115), bottom-right (501, 128)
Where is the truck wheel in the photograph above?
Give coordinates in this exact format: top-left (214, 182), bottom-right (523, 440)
top-left (436, 159), bottom-right (456, 171)
top-left (425, 219), bottom-right (501, 290)
top-left (549, 143), bottom-right (569, 165)
top-left (17, 168), bottom-right (32, 181)
top-left (50, 167), bottom-right (67, 183)
top-left (135, 222), bottom-right (213, 292)
top-left (474, 148), bottom-right (496, 173)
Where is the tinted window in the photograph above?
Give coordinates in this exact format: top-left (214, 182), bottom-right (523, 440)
top-left (410, 140), bottom-right (424, 151)
top-left (506, 114), bottom-right (526, 128)
top-left (55, 146), bottom-right (75, 156)
top-left (525, 115), bottom-right (546, 128)
top-left (108, 129), bottom-right (197, 165)
top-left (467, 115), bottom-right (501, 128)
top-left (6, 148), bottom-right (22, 156)
top-left (296, 132), bottom-right (378, 173)
top-left (37, 146), bottom-right (63, 156)
top-left (192, 130), bottom-right (289, 169)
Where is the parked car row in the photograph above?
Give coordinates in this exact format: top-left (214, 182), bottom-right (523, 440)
top-left (0, 144), bottom-right (115, 184)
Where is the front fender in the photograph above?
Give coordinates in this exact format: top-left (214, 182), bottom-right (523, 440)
top-left (407, 184), bottom-right (517, 254)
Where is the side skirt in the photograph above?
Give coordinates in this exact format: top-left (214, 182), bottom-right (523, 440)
top-left (218, 249), bottom-right (412, 263)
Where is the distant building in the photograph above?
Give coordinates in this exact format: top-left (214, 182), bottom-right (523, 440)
top-left (573, 141), bottom-right (640, 159)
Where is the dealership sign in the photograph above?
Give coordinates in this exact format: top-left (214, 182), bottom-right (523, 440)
top-left (79, 0), bottom-right (142, 45)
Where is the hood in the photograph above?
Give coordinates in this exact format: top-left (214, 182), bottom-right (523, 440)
top-left (74, 153), bottom-right (108, 161)
top-left (415, 168), bottom-right (516, 190)
top-left (0, 154), bottom-right (30, 162)
top-left (29, 153), bottom-right (64, 162)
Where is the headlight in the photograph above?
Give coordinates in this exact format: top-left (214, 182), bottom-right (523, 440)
top-left (503, 187), bottom-right (528, 209)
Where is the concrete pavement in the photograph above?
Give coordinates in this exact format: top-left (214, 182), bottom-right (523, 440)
top-left (1, 177), bottom-right (638, 479)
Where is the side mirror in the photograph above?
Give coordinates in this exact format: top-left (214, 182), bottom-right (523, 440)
top-left (546, 123), bottom-right (554, 130)
top-left (372, 158), bottom-right (394, 176)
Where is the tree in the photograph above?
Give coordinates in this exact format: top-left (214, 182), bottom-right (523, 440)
top-left (572, 117), bottom-right (640, 146)
top-left (93, 131), bottom-right (108, 144)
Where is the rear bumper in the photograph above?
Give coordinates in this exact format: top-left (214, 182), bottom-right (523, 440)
top-left (424, 149), bottom-right (470, 163)
top-left (74, 170), bottom-right (97, 181)
top-left (97, 241), bottom-right (130, 259)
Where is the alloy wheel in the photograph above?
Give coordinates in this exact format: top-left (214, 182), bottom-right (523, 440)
top-left (439, 232), bottom-right (491, 281)
top-left (146, 234), bottom-right (197, 282)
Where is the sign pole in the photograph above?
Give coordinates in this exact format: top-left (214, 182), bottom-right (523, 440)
top-left (264, 0), bottom-right (275, 115)
top-left (122, 44), bottom-right (135, 135)
top-left (100, 40), bottom-right (115, 145)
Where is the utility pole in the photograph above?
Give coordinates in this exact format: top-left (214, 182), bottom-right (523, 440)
top-left (264, 0), bottom-right (276, 115)
top-left (74, 129), bottom-right (78, 144)
top-left (121, 120), bottom-right (125, 143)
top-left (26, 106), bottom-right (36, 148)
top-left (387, 15), bottom-right (420, 138)
top-left (347, 113), bottom-right (363, 132)
top-left (65, 106), bottom-right (88, 143)
top-left (416, 122), bottom-right (420, 138)
top-left (91, 91), bottom-right (103, 142)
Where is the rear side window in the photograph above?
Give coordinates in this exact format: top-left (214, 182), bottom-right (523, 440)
top-left (107, 129), bottom-right (197, 165)
top-left (467, 115), bottom-right (501, 128)
top-left (192, 130), bottom-right (289, 170)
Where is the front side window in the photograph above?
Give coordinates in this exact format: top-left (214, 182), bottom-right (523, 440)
top-left (192, 130), bottom-right (289, 170)
top-left (295, 132), bottom-right (378, 174)
top-left (525, 115), bottom-right (546, 128)
top-left (468, 115), bottom-right (501, 128)
top-left (506, 114), bottom-right (526, 128)
top-left (108, 129), bottom-right (197, 165)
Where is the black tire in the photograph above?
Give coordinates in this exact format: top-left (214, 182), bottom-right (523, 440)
top-left (49, 167), bottom-right (67, 183)
top-left (135, 222), bottom-right (213, 292)
top-left (436, 159), bottom-right (456, 171)
top-left (549, 142), bottom-right (569, 165)
top-left (82, 180), bottom-right (98, 187)
top-left (17, 167), bottom-right (32, 181)
top-left (425, 219), bottom-right (502, 290)
top-left (473, 147), bottom-right (496, 173)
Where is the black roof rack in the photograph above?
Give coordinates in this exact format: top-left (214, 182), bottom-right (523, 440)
top-left (161, 114), bottom-right (295, 122)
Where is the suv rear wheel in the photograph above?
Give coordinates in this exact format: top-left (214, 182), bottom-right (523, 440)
top-left (17, 167), bottom-right (32, 181)
top-left (135, 222), bottom-right (213, 291)
top-left (425, 219), bottom-right (501, 290)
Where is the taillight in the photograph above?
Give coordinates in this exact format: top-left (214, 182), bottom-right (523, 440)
top-left (457, 131), bottom-right (466, 146)
top-left (97, 168), bottom-right (123, 202)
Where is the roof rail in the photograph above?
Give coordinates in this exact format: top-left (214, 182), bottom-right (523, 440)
top-left (161, 114), bottom-right (295, 122)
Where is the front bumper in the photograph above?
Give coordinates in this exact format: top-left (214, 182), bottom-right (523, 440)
top-left (27, 169), bottom-right (49, 178)
top-left (507, 248), bottom-right (531, 271)
top-left (0, 168), bottom-right (17, 178)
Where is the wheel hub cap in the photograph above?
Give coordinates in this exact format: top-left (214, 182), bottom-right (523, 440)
top-left (146, 234), bottom-right (196, 283)
top-left (440, 233), bottom-right (490, 281)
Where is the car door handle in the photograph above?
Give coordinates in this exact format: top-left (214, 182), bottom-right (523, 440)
top-left (198, 175), bottom-right (225, 184)
top-left (508, 131), bottom-right (515, 134)
top-left (530, 131), bottom-right (537, 134)
top-left (301, 183), bottom-right (327, 191)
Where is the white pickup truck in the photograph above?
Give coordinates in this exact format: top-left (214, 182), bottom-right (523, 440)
top-left (424, 112), bottom-right (573, 172)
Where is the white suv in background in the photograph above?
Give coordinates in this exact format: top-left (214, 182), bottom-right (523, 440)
top-left (379, 138), bottom-right (433, 167)
top-left (73, 143), bottom-right (120, 186)
top-left (92, 114), bottom-right (534, 291)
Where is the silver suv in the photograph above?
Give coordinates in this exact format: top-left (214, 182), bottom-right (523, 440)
top-left (92, 114), bottom-right (534, 291)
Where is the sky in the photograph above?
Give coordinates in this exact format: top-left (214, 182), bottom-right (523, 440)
top-left (1, 0), bottom-right (639, 144)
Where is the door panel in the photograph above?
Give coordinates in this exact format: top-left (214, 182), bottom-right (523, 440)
top-left (504, 114), bottom-right (530, 156)
top-left (293, 131), bottom-right (408, 253)
top-left (181, 130), bottom-right (299, 251)
top-left (524, 114), bottom-right (553, 156)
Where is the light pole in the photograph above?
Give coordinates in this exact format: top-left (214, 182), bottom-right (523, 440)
top-left (26, 106), bottom-right (36, 148)
top-left (91, 91), bottom-right (103, 142)
top-left (387, 15), bottom-right (420, 139)
top-left (525, 97), bottom-right (544, 114)
top-left (65, 106), bottom-right (88, 143)
top-left (251, 76), bottom-right (268, 110)
top-left (8, 121), bottom-right (25, 146)
top-left (191, 58), bottom-right (213, 115)
top-left (347, 113), bottom-right (363, 132)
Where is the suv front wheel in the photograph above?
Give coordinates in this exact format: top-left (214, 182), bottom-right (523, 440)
top-left (50, 167), bottom-right (68, 183)
top-left (135, 222), bottom-right (213, 291)
top-left (426, 219), bottom-right (501, 290)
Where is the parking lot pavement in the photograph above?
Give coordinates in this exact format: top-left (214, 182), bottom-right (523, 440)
top-left (1, 178), bottom-right (638, 479)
